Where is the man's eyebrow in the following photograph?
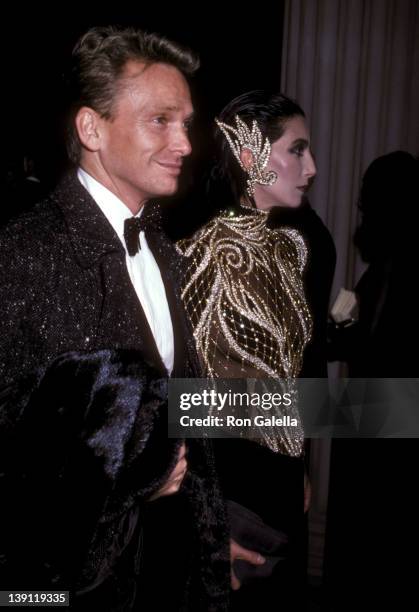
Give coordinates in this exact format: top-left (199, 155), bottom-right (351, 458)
top-left (148, 105), bottom-right (195, 117)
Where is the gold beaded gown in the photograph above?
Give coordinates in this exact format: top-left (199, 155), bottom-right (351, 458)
top-left (177, 205), bottom-right (312, 455)
top-left (178, 206), bottom-right (311, 378)
top-left (177, 205), bottom-right (312, 608)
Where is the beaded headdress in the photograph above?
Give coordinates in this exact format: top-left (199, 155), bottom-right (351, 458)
top-left (215, 115), bottom-right (277, 197)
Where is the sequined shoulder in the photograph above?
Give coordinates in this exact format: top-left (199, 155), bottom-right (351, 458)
top-left (272, 227), bottom-right (308, 275)
top-left (176, 216), bottom-right (219, 256)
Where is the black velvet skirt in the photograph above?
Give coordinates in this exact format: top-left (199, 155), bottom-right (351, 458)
top-left (212, 438), bottom-right (306, 611)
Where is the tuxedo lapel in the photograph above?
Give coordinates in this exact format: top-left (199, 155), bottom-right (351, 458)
top-left (145, 230), bottom-right (189, 377)
top-left (51, 173), bottom-right (166, 374)
top-left (95, 251), bottom-right (167, 373)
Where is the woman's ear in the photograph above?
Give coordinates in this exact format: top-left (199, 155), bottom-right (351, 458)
top-left (240, 148), bottom-right (255, 171)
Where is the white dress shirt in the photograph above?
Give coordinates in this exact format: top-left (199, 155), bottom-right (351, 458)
top-left (78, 168), bottom-right (174, 374)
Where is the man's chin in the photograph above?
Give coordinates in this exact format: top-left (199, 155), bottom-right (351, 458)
top-left (156, 179), bottom-right (179, 198)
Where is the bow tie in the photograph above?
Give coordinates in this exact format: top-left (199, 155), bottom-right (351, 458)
top-left (123, 205), bottom-right (163, 256)
top-left (124, 217), bottom-right (149, 256)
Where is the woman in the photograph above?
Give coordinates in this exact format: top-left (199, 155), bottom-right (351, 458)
top-left (177, 91), bottom-right (316, 609)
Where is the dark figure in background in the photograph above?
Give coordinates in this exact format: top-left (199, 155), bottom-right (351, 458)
top-left (326, 151), bottom-right (419, 609)
top-left (1, 155), bottom-right (45, 225)
top-left (328, 150), bottom-right (419, 376)
top-left (0, 26), bottom-right (230, 611)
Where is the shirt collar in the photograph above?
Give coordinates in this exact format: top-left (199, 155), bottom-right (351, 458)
top-left (77, 168), bottom-right (143, 246)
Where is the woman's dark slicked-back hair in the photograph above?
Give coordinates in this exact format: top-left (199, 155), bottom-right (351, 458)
top-left (212, 90), bottom-right (305, 204)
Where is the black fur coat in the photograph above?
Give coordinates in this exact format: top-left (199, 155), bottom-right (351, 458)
top-left (0, 174), bottom-right (230, 610)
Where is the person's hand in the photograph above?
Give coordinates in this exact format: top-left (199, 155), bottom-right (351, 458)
top-left (148, 443), bottom-right (187, 501)
top-left (304, 470), bottom-right (312, 513)
top-left (230, 538), bottom-right (265, 590)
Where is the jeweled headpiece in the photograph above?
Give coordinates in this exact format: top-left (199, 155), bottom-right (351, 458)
top-left (215, 115), bottom-right (277, 197)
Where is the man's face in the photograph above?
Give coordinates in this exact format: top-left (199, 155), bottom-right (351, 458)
top-left (96, 61), bottom-right (194, 210)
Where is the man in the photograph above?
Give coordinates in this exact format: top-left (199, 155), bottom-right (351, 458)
top-left (0, 26), bottom-right (231, 611)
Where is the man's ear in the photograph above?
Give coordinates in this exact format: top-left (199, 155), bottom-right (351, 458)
top-left (240, 148), bottom-right (254, 171)
top-left (75, 107), bottom-right (102, 153)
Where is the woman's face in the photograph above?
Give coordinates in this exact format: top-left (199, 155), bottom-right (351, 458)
top-left (253, 115), bottom-right (316, 210)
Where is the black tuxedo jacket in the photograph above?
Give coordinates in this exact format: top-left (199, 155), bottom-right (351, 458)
top-left (0, 173), bottom-right (229, 611)
top-left (0, 171), bottom-right (199, 384)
